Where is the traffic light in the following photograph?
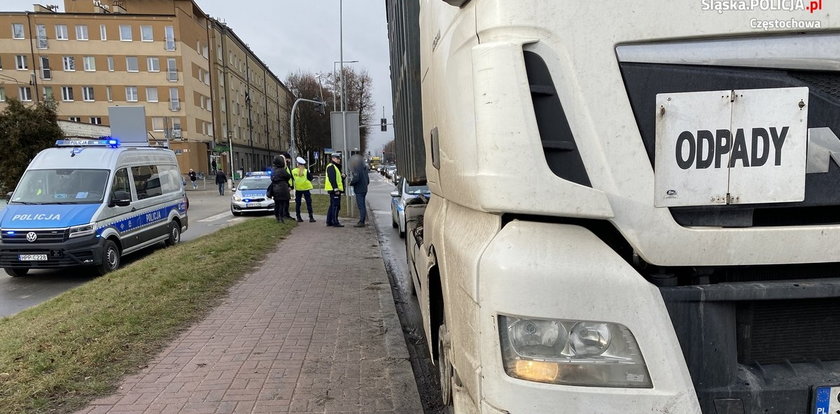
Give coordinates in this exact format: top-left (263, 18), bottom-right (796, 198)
top-left (380, 118), bottom-right (387, 132)
top-left (314, 102), bottom-right (326, 115)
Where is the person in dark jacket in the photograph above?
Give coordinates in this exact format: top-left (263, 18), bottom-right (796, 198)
top-left (281, 152), bottom-right (294, 219)
top-left (270, 155), bottom-right (292, 222)
top-left (215, 170), bottom-right (227, 195)
top-left (349, 155), bottom-right (370, 227)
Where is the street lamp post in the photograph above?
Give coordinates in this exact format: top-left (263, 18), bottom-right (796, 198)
top-left (289, 98), bottom-right (327, 164)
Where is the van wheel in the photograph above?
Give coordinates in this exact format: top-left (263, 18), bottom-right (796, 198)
top-left (438, 321), bottom-right (453, 407)
top-left (165, 221), bottom-right (181, 246)
top-left (96, 240), bottom-right (120, 276)
top-left (5, 268), bottom-right (29, 277)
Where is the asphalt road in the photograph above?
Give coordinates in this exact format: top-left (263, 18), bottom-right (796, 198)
top-left (367, 172), bottom-right (447, 413)
top-left (0, 182), bottom-right (239, 317)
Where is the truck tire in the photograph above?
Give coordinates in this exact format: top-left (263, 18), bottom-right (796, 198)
top-left (165, 221), bottom-right (181, 246)
top-left (438, 321), bottom-right (454, 406)
top-left (96, 240), bottom-right (121, 276)
top-left (5, 268), bottom-right (29, 277)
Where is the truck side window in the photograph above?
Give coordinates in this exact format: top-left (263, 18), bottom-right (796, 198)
top-left (112, 168), bottom-right (132, 200)
top-left (131, 165), bottom-right (163, 200)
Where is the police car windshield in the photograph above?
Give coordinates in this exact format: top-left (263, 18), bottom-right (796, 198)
top-left (12, 169), bottom-right (110, 204)
top-left (237, 177), bottom-right (272, 190)
top-left (406, 184), bottom-right (429, 195)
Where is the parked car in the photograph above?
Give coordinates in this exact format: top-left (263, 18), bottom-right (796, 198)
top-left (391, 177), bottom-right (430, 238)
top-left (230, 172), bottom-right (274, 216)
top-left (384, 165), bottom-right (397, 179)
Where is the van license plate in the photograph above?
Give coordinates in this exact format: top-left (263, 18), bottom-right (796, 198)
top-left (18, 254), bottom-right (47, 261)
top-left (813, 385), bottom-right (840, 413)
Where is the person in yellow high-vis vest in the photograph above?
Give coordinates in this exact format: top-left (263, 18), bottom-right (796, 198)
top-left (292, 157), bottom-right (316, 222)
top-left (324, 153), bottom-right (345, 227)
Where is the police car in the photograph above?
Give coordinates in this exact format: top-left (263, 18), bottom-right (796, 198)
top-left (0, 138), bottom-right (188, 277)
top-left (230, 171), bottom-right (274, 216)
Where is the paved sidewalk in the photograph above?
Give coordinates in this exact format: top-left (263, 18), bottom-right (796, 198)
top-left (78, 220), bottom-right (422, 414)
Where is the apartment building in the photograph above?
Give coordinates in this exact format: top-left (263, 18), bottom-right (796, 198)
top-left (0, 0), bottom-right (293, 175)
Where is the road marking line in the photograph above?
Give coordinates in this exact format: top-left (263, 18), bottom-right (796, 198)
top-left (197, 212), bottom-right (231, 223)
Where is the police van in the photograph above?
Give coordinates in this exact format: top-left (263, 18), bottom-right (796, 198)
top-left (0, 138), bottom-right (188, 277)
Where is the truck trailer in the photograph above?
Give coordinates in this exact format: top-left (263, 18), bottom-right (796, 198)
top-left (386, 0), bottom-right (840, 413)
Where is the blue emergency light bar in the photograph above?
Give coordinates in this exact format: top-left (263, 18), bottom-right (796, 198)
top-left (55, 138), bottom-right (120, 148)
top-left (246, 171), bottom-right (271, 177)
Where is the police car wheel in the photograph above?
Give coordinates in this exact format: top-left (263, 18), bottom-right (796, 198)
top-left (5, 268), bottom-right (29, 277)
top-left (96, 240), bottom-right (120, 275)
top-left (165, 222), bottom-right (181, 246)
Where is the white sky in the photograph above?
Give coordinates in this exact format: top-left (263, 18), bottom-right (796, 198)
top-left (1, 0), bottom-right (395, 153)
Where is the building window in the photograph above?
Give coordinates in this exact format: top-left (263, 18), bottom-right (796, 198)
top-left (152, 117), bottom-right (165, 131)
top-left (55, 24), bottom-right (68, 40)
top-left (12, 23), bottom-right (24, 39)
top-left (125, 86), bottom-right (138, 102)
top-left (69, 116), bottom-right (81, 122)
top-left (147, 57), bottom-right (160, 72)
top-left (99, 24), bottom-right (106, 40)
top-left (169, 88), bottom-right (180, 111)
top-left (82, 86), bottom-right (94, 102)
top-left (164, 26), bottom-right (175, 51)
top-left (36, 24), bottom-right (47, 49)
top-left (43, 86), bottom-right (53, 101)
top-left (18, 87), bottom-right (30, 101)
top-left (62, 56), bottom-right (75, 71)
top-left (107, 56), bottom-right (114, 72)
top-left (146, 87), bottom-right (158, 102)
top-left (40, 57), bottom-right (51, 79)
top-left (125, 56), bottom-right (138, 72)
top-left (140, 25), bottom-right (153, 42)
top-left (119, 25), bottom-right (132, 41)
top-left (15, 55), bottom-right (27, 70)
top-left (83, 56), bottom-right (95, 72)
top-left (75, 25), bottom-right (88, 41)
top-left (0, 88), bottom-right (6, 102)
top-left (91, 117), bottom-right (102, 125)
top-left (61, 86), bottom-right (74, 101)
top-left (166, 58), bottom-right (177, 81)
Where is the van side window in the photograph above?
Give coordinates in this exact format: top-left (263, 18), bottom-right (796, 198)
top-left (131, 165), bottom-right (163, 200)
top-left (158, 164), bottom-right (181, 194)
top-left (112, 168), bottom-right (132, 199)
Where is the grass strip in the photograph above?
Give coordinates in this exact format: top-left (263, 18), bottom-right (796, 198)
top-left (301, 193), bottom-right (354, 218)
top-left (0, 217), bottom-right (294, 413)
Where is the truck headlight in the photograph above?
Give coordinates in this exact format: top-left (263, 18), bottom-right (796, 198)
top-left (68, 224), bottom-right (96, 238)
top-left (498, 315), bottom-right (652, 388)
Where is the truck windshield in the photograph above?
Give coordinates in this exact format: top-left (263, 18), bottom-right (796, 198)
top-left (11, 169), bottom-right (110, 204)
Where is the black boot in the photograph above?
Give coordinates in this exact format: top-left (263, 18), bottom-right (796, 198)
top-left (296, 215), bottom-right (304, 222)
top-left (309, 215), bottom-right (316, 222)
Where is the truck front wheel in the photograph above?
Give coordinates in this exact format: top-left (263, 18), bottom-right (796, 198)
top-left (438, 321), bottom-right (453, 406)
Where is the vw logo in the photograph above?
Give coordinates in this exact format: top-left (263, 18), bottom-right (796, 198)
top-left (26, 232), bottom-right (38, 243)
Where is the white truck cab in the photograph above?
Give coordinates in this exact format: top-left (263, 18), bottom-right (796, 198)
top-left (388, 0), bottom-right (840, 413)
top-left (0, 138), bottom-right (188, 276)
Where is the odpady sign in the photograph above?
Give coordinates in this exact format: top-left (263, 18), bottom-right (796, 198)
top-left (674, 126), bottom-right (789, 170)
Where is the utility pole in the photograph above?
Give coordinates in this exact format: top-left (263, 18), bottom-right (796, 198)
top-left (245, 59), bottom-right (255, 173)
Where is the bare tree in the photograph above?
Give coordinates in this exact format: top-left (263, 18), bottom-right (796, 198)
top-left (324, 67), bottom-right (375, 153)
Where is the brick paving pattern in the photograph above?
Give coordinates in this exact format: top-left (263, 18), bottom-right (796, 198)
top-left (77, 220), bottom-right (422, 414)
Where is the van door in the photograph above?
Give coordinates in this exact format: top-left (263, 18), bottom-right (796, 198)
top-left (103, 168), bottom-right (139, 250)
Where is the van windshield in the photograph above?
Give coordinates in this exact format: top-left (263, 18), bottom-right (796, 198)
top-left (11, 169), bottom-right (110, 204)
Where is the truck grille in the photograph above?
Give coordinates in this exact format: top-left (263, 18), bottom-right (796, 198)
top-left (738, 298), bottom-right (840, 365)
top-left (1, 229), bottom-right (68, 244)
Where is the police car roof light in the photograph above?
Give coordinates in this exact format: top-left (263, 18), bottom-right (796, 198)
top-left (245, 171), bottom-right (270, 177)
top-left (55, 138), bottom-right (121, 148)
